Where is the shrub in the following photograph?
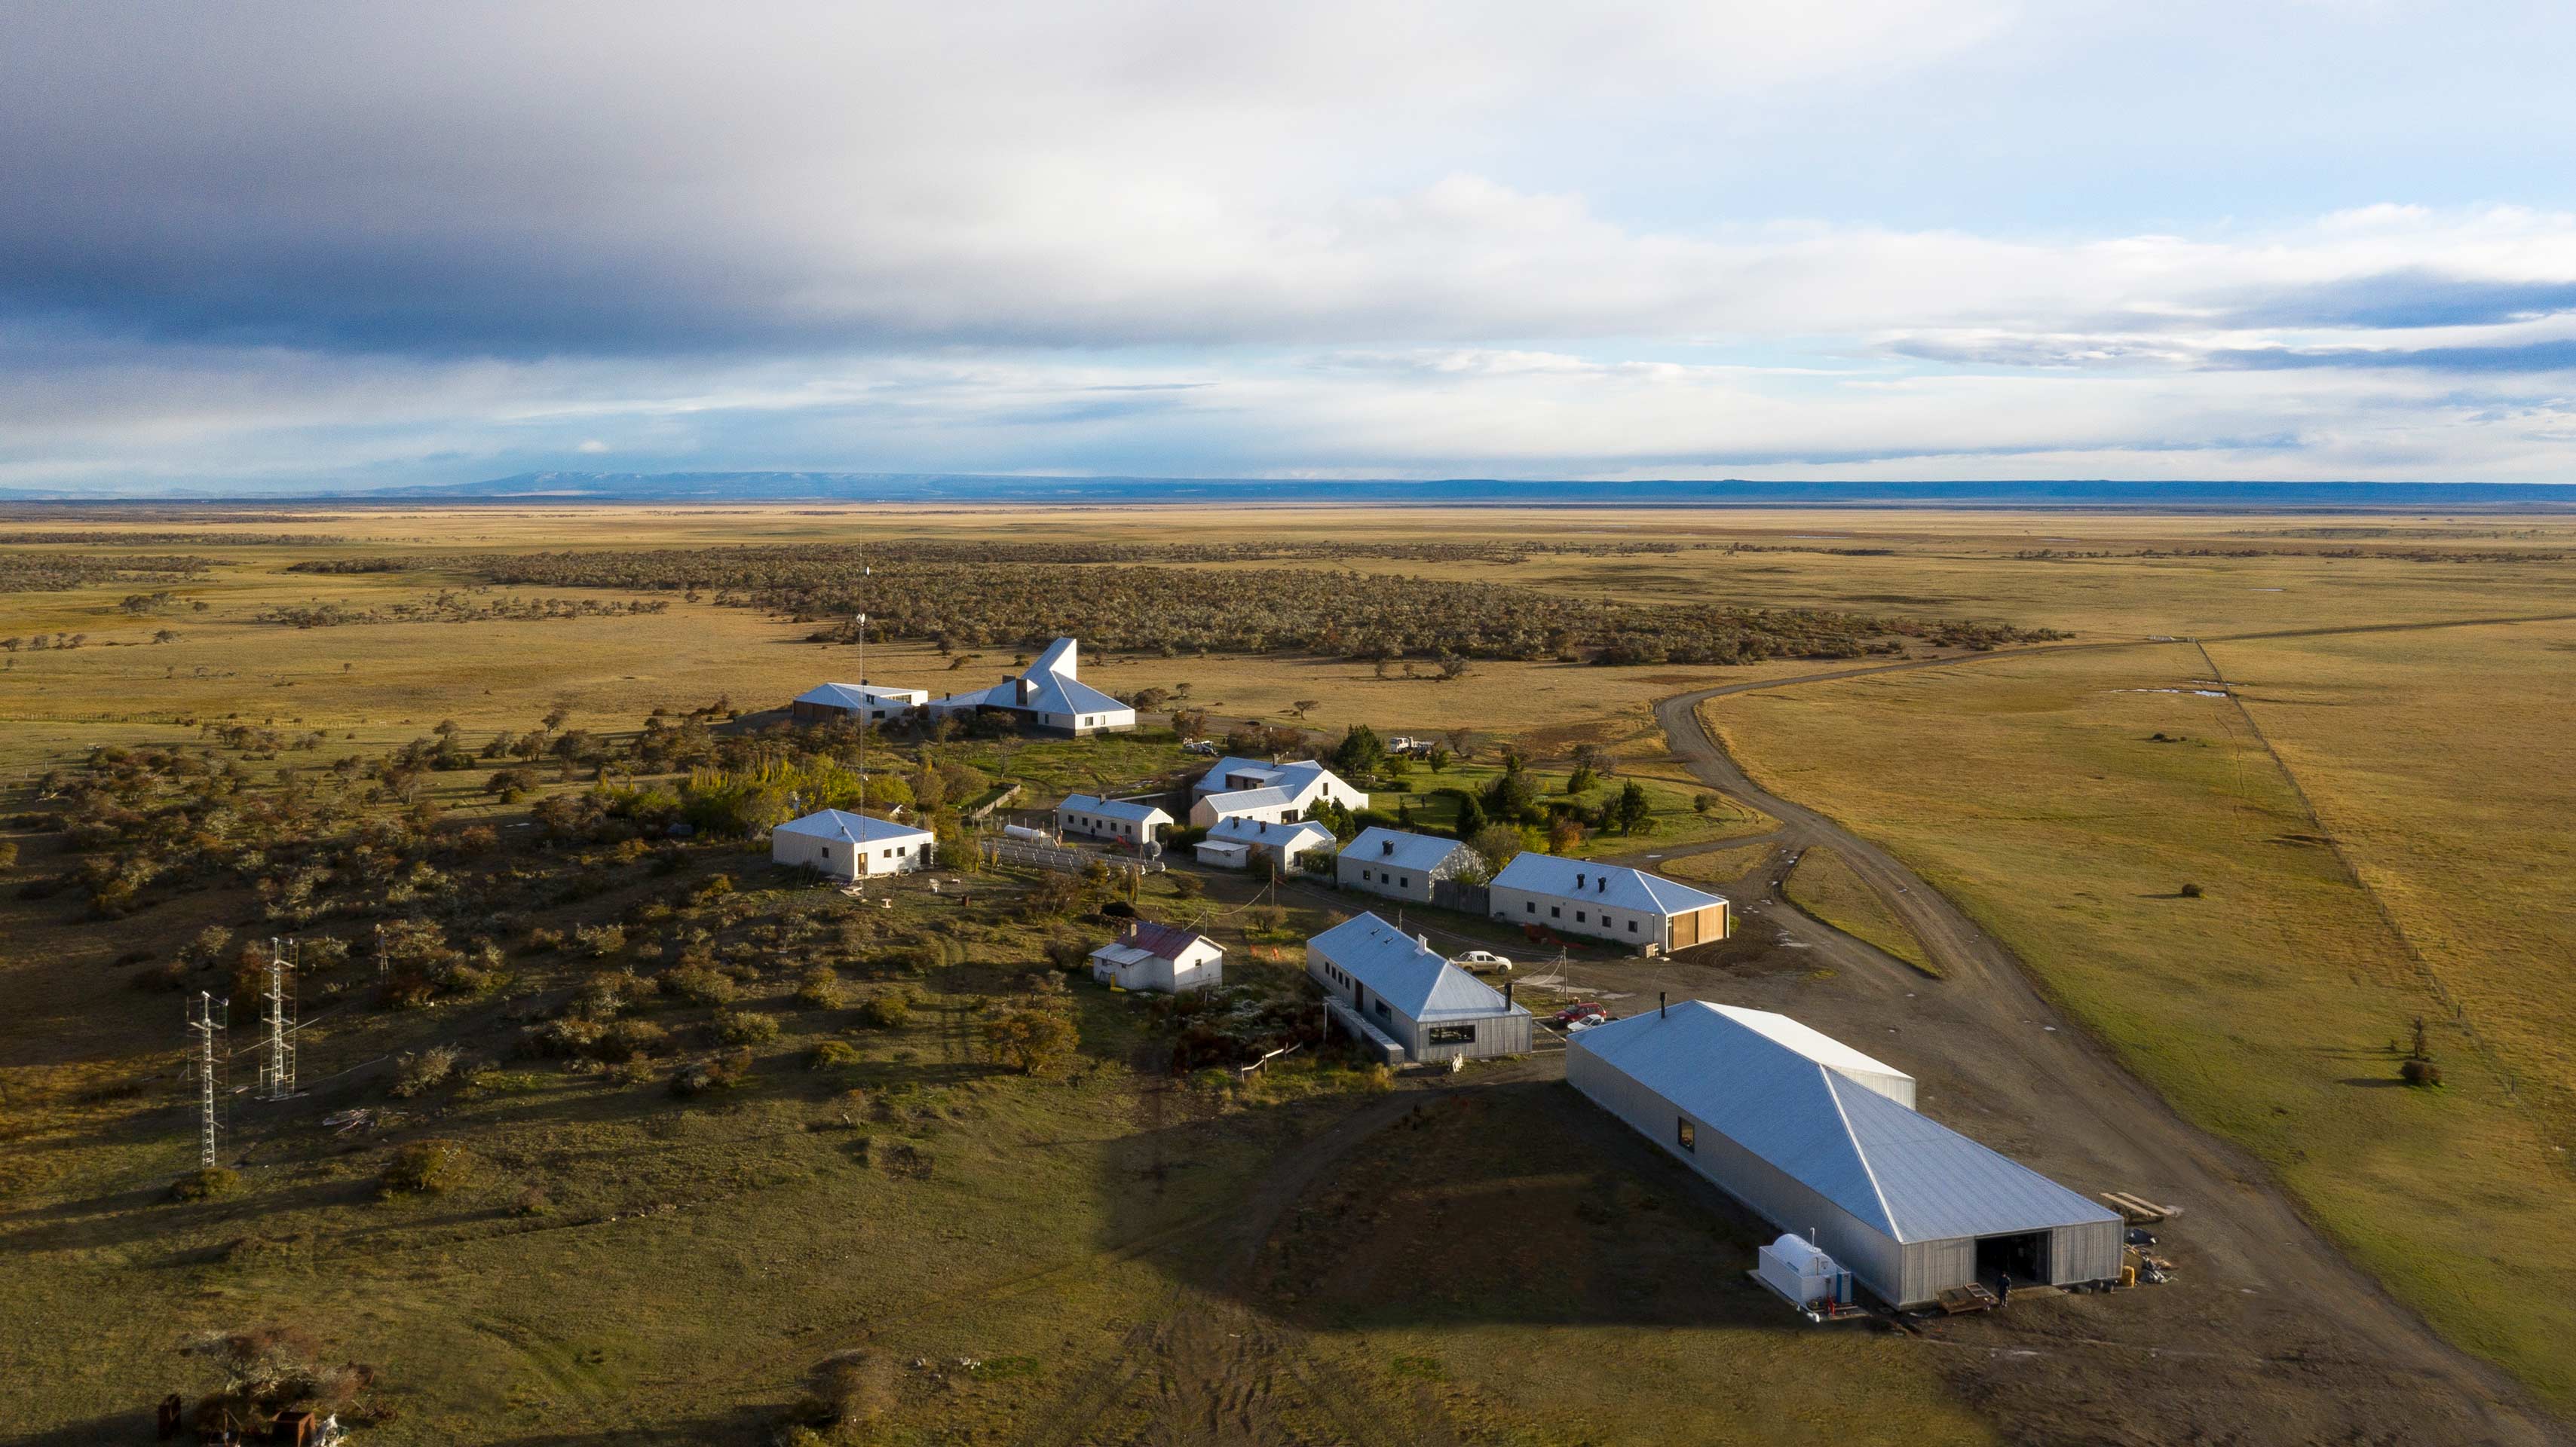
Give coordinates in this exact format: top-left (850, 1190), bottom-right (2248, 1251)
top-left (717, 1009), bottom-right (781, 1045)
top-left (670, 1048), bottom-right (754, 1097)
top-left (857, 990), bottom-right (914, 1029)
top-left (171, 1165), bottom-right (245, 1202)
top-left (810, 1039), bottom-right (863, 1069)
top-left (2401, 1058), bottom-right (2443, 1087)
top-left (381, 1139), bottom-right (478, 1196)
top-left (666, 965), bottom-right (738, 1005)
top-left (512, 1186), bottom-right (552, 1217)
top-left (390, 1045), bottom-right (460, 1098)
top-left (596, 1018), bottom-right (669, 1064)
top-left (794, 967), bottom-right (846, 1010)
top-left (979, 1002), bottom-right (1079, 1077)
top-left (2178, 882), bottom-right (2204, 898)
top-left (523, 925), bottom-right (566, 955)
top-left (572, 923), bottom-right (627, 958)
top-left (0, 840), bottom-right (18, 870)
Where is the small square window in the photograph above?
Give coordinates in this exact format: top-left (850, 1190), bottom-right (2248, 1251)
top-left (1627, 919), bottom-right (1639, 933)
top-left (1550, 906), bottom-right (1561, 919)
top-left (1575, 910), bottom-right (1586, 924)
top-left (1525, 902), bottom-right (1536, 913)
top-left (1677, 1118), bottom-right (1695, 1152)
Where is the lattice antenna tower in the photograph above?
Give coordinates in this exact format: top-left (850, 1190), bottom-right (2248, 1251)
top-left (184, 991), bottom-right (228, 1169)
top-left (259, 936), bottom-right (299, 1100)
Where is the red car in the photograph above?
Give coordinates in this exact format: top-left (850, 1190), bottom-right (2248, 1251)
top-left (1554, 1002), bottom-right (1608, 1026)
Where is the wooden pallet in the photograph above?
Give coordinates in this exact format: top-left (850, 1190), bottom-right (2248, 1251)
top-left (2100, 1190), bottom-right (2182, 1223)
top-left (1935, 1283), bottom-right (2000, 1314)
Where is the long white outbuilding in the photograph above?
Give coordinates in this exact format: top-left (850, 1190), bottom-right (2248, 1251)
top-left (1568, 1001), bottom-right (2122, 1308)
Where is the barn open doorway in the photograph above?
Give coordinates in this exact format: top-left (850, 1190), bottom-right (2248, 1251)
top-left (1976, 1231), bottom-right (2049, 1289)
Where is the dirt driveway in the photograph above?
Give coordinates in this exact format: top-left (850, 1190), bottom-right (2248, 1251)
top-left (1613, 671), bottom-right (2569, 1445)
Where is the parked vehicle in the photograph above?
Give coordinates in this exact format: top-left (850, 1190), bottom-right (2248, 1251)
top-left (1182, 739), bottom-right (1219, 756)
top-left (1554, 1002), bottom-right (1607, 1026)
top-left (1452, 950), bottom-right (1512, 972)
top-left (1565, 1014), bottom-right (1609, 1033)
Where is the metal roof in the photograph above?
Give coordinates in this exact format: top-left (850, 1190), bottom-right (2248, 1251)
top-left (1206, 816), bottom-right (1333, 852)
top-left (1488, 852), bottom-right (1727, 918)
top-left (795, 682), bottom-right (927, 708)
top-left (1095, 919), bottom-right (1214, 962)
top-left (1060, 794), bottom-right (1174, 824)
top-left (1199, 785), bottom-right (1297, 817)
top-left (773, 809), bottom-right (933, 844)
top-left (930, 637), bottom-right (1133, 717)
top-left (1309, 912), bottom-right (1529, 1023)
top-left (1573, 1002), bottom-right (2117, 1244)
top-left (1707, 1005), bottom-right (1912, 1101)
top-left (1339, 827), bottom-right (1475, 873)
top-left (1192, 757), bottom-right (1349, 800)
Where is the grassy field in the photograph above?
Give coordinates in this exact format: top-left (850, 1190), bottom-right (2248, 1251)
top-left (1374, 757), bottom-right (1771, 859)
top-left (10, 503), bottom-right (2576, 1439)
top-left (1705, 642), bottom-right (2576, 1410)
top-left (1782, 846), bottom-right (1938, 976)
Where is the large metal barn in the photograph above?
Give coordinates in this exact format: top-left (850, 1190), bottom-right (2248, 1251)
top-left (1568, 1001), bottom-right (2124, 1308)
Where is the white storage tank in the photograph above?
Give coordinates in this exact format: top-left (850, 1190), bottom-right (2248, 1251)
top-left (1755, 1233), bottom-right (1852, 1311)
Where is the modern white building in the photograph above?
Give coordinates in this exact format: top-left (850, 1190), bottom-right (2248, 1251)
top-left (1187, 757), bottom-right (1368, 828)
top-left (1089, 920), bottom-right (1223, 993)
top-left (1568, 1002), bottom-right (2124, 1309)
top-left (926, 638), bottom-right (1135, 736)
top-left (790, 681), bottom-right (930, 726)
top-left (1487, 852), bottom-right (1729, 953)
top-left (1055, 794), bottom-right (1174, 848)
top-left (1201, 816), bottom-right (1334, 872)
top-left (1335, 827), bottom-right (1483, 904)
top-left (771, 809), bottom-right (936, 880)
top-left (1306, 912), bottom-right (1533, 1065)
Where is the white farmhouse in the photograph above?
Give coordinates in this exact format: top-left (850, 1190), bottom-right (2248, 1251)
top-left (1089, 920), bottom-right (1223, 993)
top-left (790, 682), bottom-right (929, 726)
top-left (1200, 816), bottom-right (1334, 872)
top-left (1487, 852), bottom-right (1729, 953)
top-left (1306, 912), bottom-right (1533, 1064)
top-left (1334, 827), bottom-right (1483, 904)
top-left (771, 809), bottom-right (936, 880)
top-left (1187, 756), bottom-right (1368, 828)
top-left (926, 638), bottom-right (1135, 736)
top-left (1055, 794), bottom-right (1175, 848)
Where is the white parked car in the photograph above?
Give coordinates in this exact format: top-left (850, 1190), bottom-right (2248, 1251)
top-left (1565, 1014), bottom-right (1609, 1033)
top-left (1451, 950), bottom-right (1512, 972)
top-left (1181, 739), bottom-right (1219, 755)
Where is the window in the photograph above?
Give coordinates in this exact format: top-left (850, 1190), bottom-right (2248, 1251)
top-left (1549, 906), bottom-right (1561, 919)
top-left (1398, 876), bottom-right (1410, 888)
top-left (1627, 919), bottom-right (1639, 933)
top-left (1426, 1024), bottom-right (1475, 1046)
top-left (1575, 910), bottom-right (1587, 924)
top-left (1677, 1118), bottom-right (1695, 1152)
top-left (1373, 1000), bottom-right (1390, 1020)
top-left (1524, 901), bottom-right (1536, 913)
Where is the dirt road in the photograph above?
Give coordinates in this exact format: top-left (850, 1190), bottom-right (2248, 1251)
top-left (1646, 665), bottom-right (2569, 1445)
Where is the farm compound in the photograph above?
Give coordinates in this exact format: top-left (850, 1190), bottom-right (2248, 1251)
top-left (1568, 1002), bottom-right (2123, 1308)
top-left (1306, 912), bottom-right (1533, 1065)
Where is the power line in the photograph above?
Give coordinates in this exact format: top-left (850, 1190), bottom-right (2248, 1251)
top-left (184, 991), bottom-right (228, 1170)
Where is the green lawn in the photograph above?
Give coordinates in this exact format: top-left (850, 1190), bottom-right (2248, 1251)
top-left (1376, 760), bottom-right (1769, 858)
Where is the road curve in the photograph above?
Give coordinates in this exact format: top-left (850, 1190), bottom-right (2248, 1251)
top-left (1654, 662), bottom-right (2569, 1445)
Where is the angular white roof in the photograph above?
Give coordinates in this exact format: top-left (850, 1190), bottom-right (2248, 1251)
top-left (1060, 794), bottom-right (1174, 824)
top-left (1574, 1002), bottom-right (2117, 1244)
top-left (1199, 785), bottom-right (1297, 817)
top-left (1207, 816), bottom-right (1333, 852)
top-left (1309, 913), bottom-right (1529, 1023)
top-left (773, 809), bottom-right (933, 844)
top-left (795, 682), bottom-right (927, 708)
top-left (931, 636), bottom-right (1132, 717)
top-left (1708, 1005), bottom-right (1913, 1103)
top-left (1340, 827), bottom-right (1475, 873)
top-left (1193, 757), bottom-right (1346, 799)
top-left (1489, 852), bottom-right (1727, 918)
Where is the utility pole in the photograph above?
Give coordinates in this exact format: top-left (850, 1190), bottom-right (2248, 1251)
top-left (854, 603), bottom-right (868, 808)
top-left (185, 991), bottom-right (228, 1170)
top-left (259, 937), bottom-right (297, 1101)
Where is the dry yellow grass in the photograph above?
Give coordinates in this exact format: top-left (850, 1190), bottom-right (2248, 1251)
top-left (1784, 845), bottom-right (1938, 975)
top-left (1706, 644), bottom-right (2576, 1408)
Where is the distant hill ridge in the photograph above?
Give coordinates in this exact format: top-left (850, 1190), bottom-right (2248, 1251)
top-left (4, 473), bottom-right (2571, 508)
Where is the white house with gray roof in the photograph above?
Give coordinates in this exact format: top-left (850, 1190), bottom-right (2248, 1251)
top-left (770, 809), bottom-right (935, 880)
top-left (926, 638), bottom-right (1134, 736)
top-left (1306, 912), bottom-right (1533, 1064)
top-left (790, 681), bottom-right (929, 726)
top-left (1201, 815), bottom-right (1334, 873)
top-left (1187, 757), bottom-right (1368, 828)
top-left (1568, 1002), bottom-right (2123, 1308)
top-left (1487, 852), bottom-right (1729, 953)
top-left (1334, 827), bottom-right (1483, 904)
top-left (1055, 794), bottom-right (1174, 847)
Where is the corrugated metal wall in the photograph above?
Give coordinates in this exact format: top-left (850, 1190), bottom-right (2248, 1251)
top-left (2051, 1219), bottom-right (2124, 1286)
top-left (1569, 1042), bottom-right (1908, 1303)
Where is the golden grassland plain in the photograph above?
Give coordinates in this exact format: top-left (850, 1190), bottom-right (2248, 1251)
top-left (1705, 643), bottom-right (2576, 1410)
top-left (1783, 845), bottom-right (1938, 976)
top-left (8, 503), bottom-right (2576, 1436)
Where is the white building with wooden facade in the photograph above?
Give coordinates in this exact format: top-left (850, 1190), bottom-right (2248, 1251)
top-left (770, 809), bottom-right (936, 880)
top-left (1306, 912), bottom-right (1533, 1065)
top-left (1487, 852), bottom-right (1729, 953)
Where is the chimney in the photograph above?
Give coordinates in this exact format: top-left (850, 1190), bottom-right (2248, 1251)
top-left (1504, 980), bottom-right (1515, 1009)
top-left (1382, 840), bottom-right (1394, 855)
top-left (1575, 872), bottom-right (1585, 889)
top-left (1659, 991), bottom-right (1667, 1018)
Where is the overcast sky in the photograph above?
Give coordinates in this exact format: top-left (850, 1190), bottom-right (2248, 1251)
top-left (7, 2), bottom-right (2576, 491)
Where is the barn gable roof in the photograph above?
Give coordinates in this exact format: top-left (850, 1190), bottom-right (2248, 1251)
top-left (1573, 1002), bottom-right (2116, 1243)
top-left (1309, 913), bottom-right (1529, 1023)
top-left (1489, 852), bottom-right (1726, 917)
top-left (1340, 827), bottom-right (1475, 873)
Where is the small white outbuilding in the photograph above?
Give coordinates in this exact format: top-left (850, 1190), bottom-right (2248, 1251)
top-left (1089, 921), bottom-right (1223, 993)
top-left (771, 809), bottom-right (936, 880)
